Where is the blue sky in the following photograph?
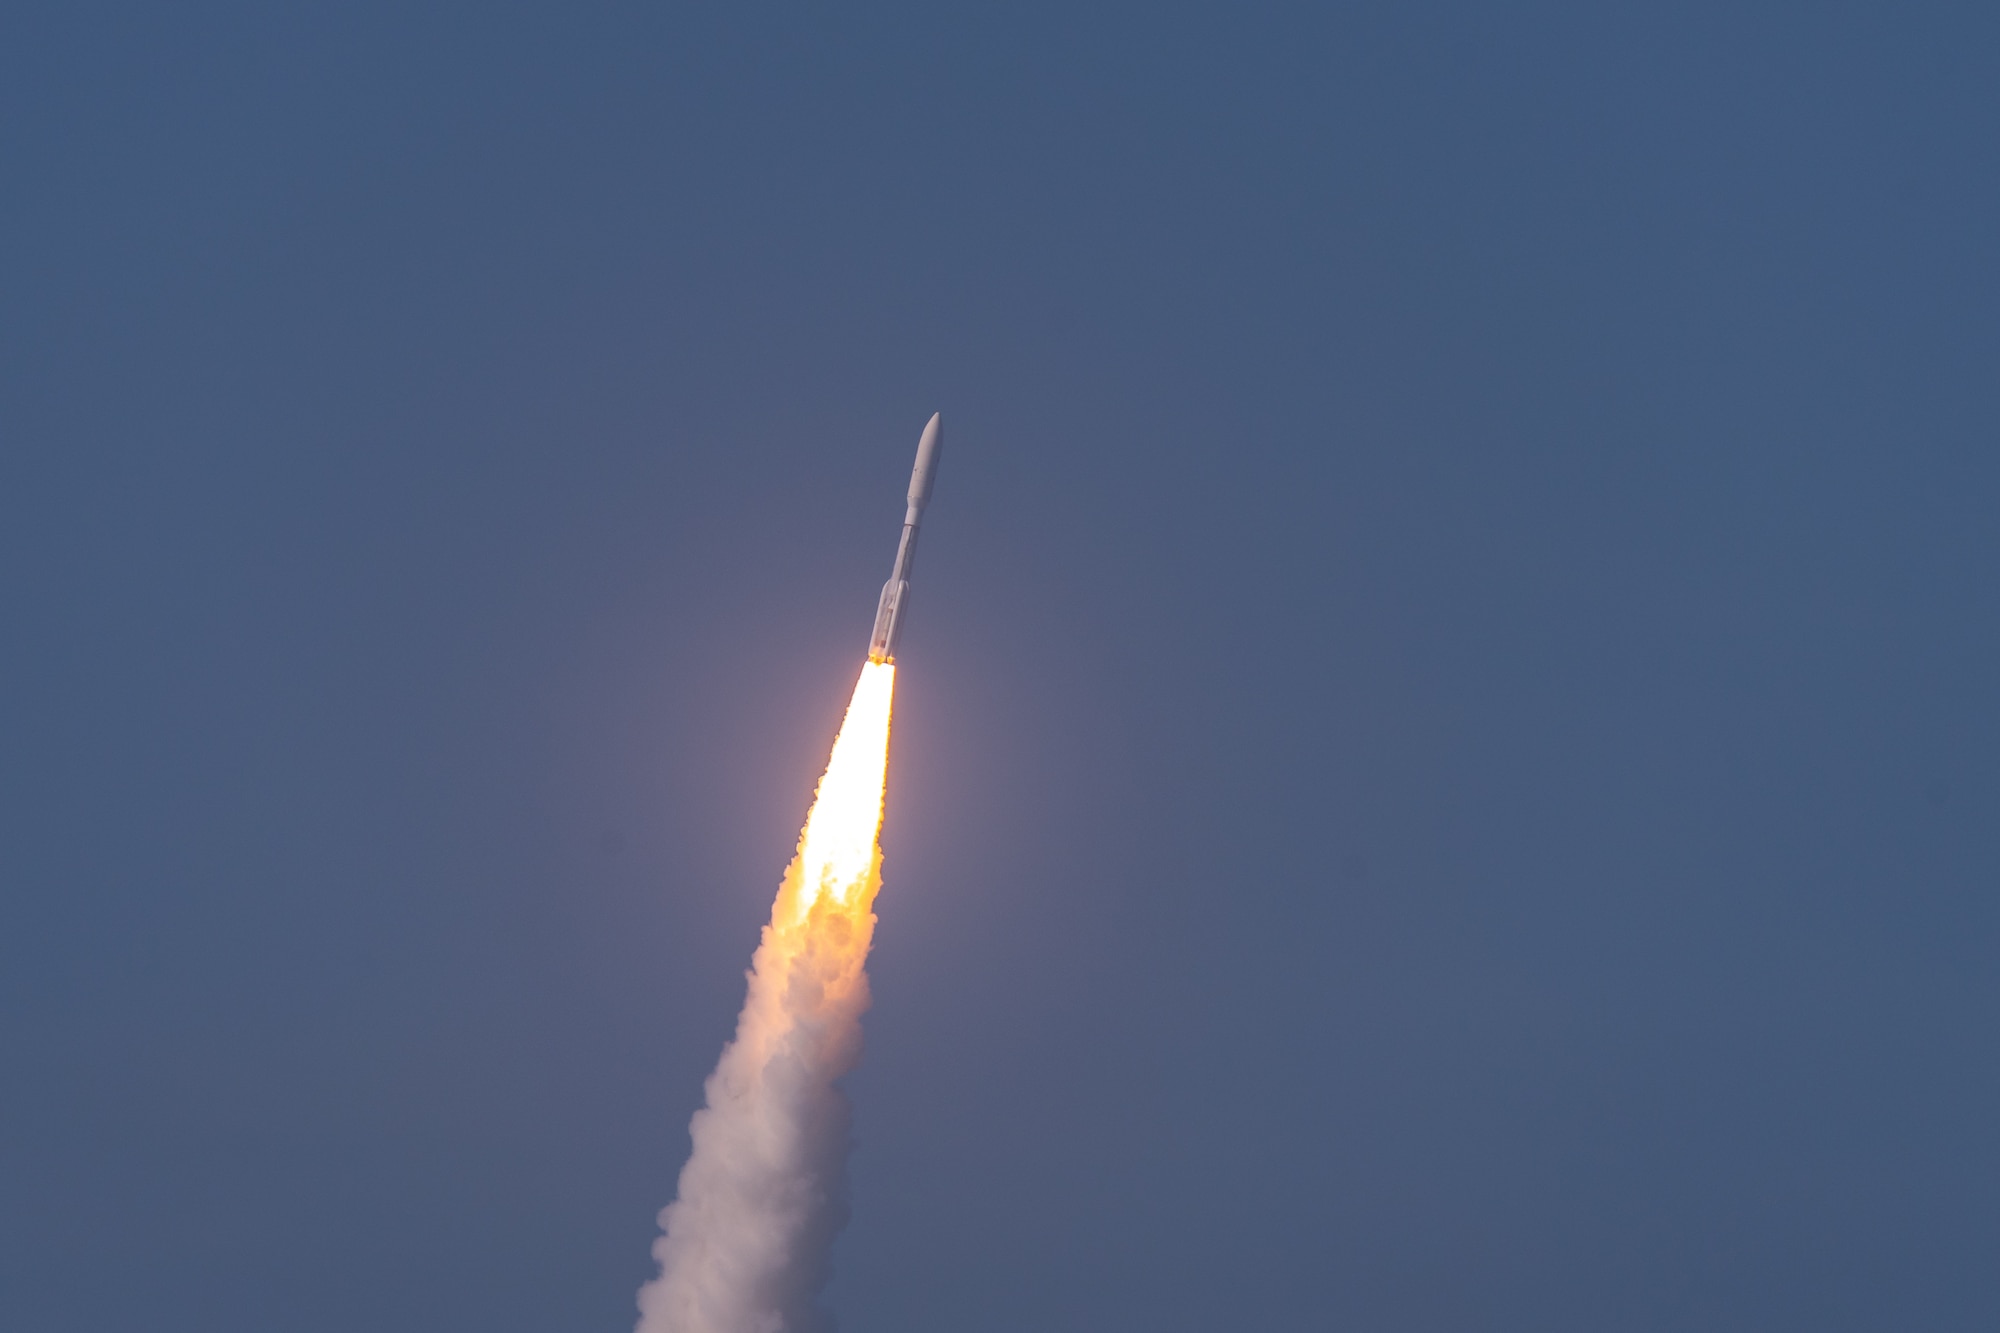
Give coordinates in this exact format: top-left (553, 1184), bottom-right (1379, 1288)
top-left (3, 3), bottom-right (1996, 1329)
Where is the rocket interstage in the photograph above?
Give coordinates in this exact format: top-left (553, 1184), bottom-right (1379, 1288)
top-left (635, 414), bottom-right (944, 1333)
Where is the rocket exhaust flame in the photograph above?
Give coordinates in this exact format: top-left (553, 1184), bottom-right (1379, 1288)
top-left (636, 662), bottom-right (896, 1333)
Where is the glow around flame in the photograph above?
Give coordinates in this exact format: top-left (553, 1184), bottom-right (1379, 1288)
top-left (777, 659), bottom-right (895, 929)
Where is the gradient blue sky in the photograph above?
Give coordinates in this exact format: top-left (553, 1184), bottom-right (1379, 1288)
top-left (3, 3), bottom-right (1996, 1330)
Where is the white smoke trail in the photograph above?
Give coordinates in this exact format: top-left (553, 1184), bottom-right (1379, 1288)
top-left (637, 662), bottom-right (894, 1333)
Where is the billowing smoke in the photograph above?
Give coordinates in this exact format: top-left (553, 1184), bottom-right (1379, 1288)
top-left (637, 662), bottom-right (895, 1333)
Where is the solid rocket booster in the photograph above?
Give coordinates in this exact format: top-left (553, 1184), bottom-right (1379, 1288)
top-left (867, 412), bottom-right (943, 663)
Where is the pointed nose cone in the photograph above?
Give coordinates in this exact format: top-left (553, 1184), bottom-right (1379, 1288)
top-left (908, 412), bottom-right (943, 510)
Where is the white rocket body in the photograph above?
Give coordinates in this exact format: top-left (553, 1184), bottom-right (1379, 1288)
top-left (867, 412), bottom-right (943, 663)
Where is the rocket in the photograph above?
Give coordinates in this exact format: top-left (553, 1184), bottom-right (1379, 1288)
top-left (867, 412), bottom-right (943, 663)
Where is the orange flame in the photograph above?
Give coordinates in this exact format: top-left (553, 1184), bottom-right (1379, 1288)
top-left (773, 659), bottom-right (895, 931)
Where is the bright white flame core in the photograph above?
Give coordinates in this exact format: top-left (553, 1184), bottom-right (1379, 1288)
top-left (784, 659), bottom-right (895, 926)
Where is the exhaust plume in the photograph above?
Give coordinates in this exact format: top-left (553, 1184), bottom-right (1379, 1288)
top-left (637, 660), bottom-right (896, 1333)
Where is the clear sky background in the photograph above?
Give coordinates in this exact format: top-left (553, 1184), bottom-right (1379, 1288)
top-left (3, 3), bottom-right (1996, 1330)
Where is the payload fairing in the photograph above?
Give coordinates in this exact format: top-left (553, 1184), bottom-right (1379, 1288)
top-left (866, 412), bottom-right (943, 663)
